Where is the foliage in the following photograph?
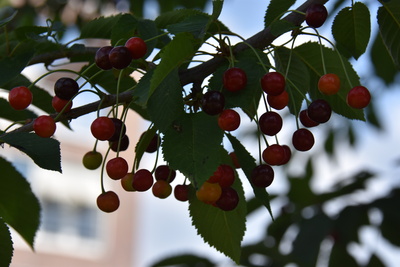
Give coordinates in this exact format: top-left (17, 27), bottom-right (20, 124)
top-left (0, 0), bottom-right (399, 266)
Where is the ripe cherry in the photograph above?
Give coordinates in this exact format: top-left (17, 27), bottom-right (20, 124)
top-left (132, 169), bottom-right (154, 192)
top-left (279, 145), bottom-right (292, 165)
top-left (52, 96), bottom-right (72, 113)
top-left (346, 86), bottom-right (371, 109)
top-left (196, 181), bottom-right (222, 205)
top-left (262, 144), bottom-right (286, 166)
top-left (109, 46), bottom-right (132, 69)
top-left (305, 4), bottom-right (328, 28)
top-left (155, 165), bottom-right (176, 183)
top-left (267, 90), bottom-right (289, 110)
top-left (208, 164), bottom-right (235, 188)
top-left (261, 72), bottom-right (286, 96)
top-left (8, 86), bottom-right (32, 110)
top-left (292, 128), bottom-right (315, 151)
top-left (95, 46), bottom-right (113, 70)
top-left (318, 73), bottom-right (341, 95)
top-left (91, 116), bottom-right (115, 141)
top-left (97, 191), bottom-right (120, 213)
top-left (106, 157), bottom-right (129, 180)
top-left (223, 67), bottom-right (247, 92)
top-left (142, 132), bottom-right (161, 153)
top-left (108, 118), bottom-right (126, 142)
top-left (174, 184), bottom-right (189, 202)
top-left (82, 151), bottom-right (103, 170)
top-left (201, 91), bottom-right (225, 116)
top-left (121, 173), bottom-right (135, 192)
top-left (33, 115), bottom-right (56, 138)
top-left (216, 187), bottom-right (239, 211)
top-left (54, 77), bottom-right (79, 100)
top-left (218, 109), bottom-right (241, 131)
top-left (299, 109), bottom-right (319, 128)
top-left (109, 134), bottom-right (130, 152)
top-left (125, 37), bottom-right (147, 59)
top-left (251, 164), bottom-right (274, 188)
top-left (307, 99), bottom-right (332, 123)
top-left (152, 180), bottom-right (172, 199)
top-left (259, 111), bottom-right (283, 136)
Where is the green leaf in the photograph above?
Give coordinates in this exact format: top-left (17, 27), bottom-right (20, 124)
top-left (208, 49), bottom-right (268, 118)
top-left (274, 46), bottom-right (310, 116)
top-left (366, 254), bottom-right (385, 267)
top-left (0, 7), bottom-right (17, 28)
top-left (134, 126), bottom-right (158, 169)
top-left (211, 0), bottom-right (224, 20)
top-left (155, 9), bottom-right (207, 29)
top-left (0, 157), bottom-right (40, 249)
top-left (149, 33), bottom-right (197, 98)
top-left (293, 42), bottom-right (364, 120)
top-left (80, 15), bottom-right (122, 39)
top-left (335, 205), bottom-right (369, 244)
top-left (226, 134), bottom-right (273, 219)
top-left (167, 15), bottom-right (209, 39)
top-left (1, 132), bottom-right (61, 172)
top-left (162, 112), bottom-right (223, 188)
top-left (0, 98), bottom-right (37, 122)
top-left (110, 14), bottom-right (138, 46)
top-left (377, 0), bottom-right (400, 68)
top-left (147, 69), bottom-right (185, 133)
top-left (328, 243), bottom-right (359, 267)
top-left (270, 20), bottom-right (297, 37)
top-left (332, 2), bottom-right (371, 59)
top-left (189, 161), bottom-right (246, 263)
top-left (150, 253), bottom-right (216, 267)
top-left (137, 19), bottom-right (159, 58)
top-left (264, 0), bottom-right (296, 27)
top-left (370, 32), bottom-right (398, 85)
top-left (0, 218), bottom-right (13, 267)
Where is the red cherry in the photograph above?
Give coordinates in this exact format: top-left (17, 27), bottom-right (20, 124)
top-left (216, 187), bottom-right (239, 211)
top-left (292, 128), bottom-right (315, 151)
top-left (33, 115), bottom-right (56, 138)
top-left (125, 37), bottom-right (147, 59)
top-left (95, 46), bottom-right (113, 70)
top-left (279, 145), bottom-right (291, 165)
top-left (258, 111), bottom-right (283, 136)
top-left (201, 91), bottom-right (225, 116)
top-left (52, 96), bottom-right (72, 113)
top-left (155, 165), bottom-right (176, 183)
top-left (108, 46), bottom-right (132, 69)
top-left (346, 86), bottom-right (371, 109)
top-left (174, 184), bottom-right (189, 202)
top-left (318, 73), bottom-right (341, 95)
top-left (307, 99), bottom-right (332, 123)
top-left (106, 157), bottom-right (129, 180)
top-left (132, 169), bottom-right (154, 192)
top-left (305, 4), bottom-right (328, 28)
top-left (251, 164), bottom-right (274, 188)
top-left (299, 110), bottom-right (319, 128)
top-left (97, 191), bottom-right (120, 213)
top-left (218, 109), bottom-right (241, 131)
top-left (152, 180), bottom-right (172, 199)
top-left (267, 90), bottom-right (289, 110)
top-left (208, 164), bottom-right (235, 187)
top-left (262, 144), bottom-right (286, 166)
top-left (223, 67), bottom-right (247, 92)
top-left (261, 72), bottom-right (286, 96)
top-left (8, 86), bottom-right (33, 110)
top-left (90, 116), bottom-right (115, 141)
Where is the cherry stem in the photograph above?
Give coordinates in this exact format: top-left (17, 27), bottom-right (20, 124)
top-left (100, 146), bottom-right (112, 194)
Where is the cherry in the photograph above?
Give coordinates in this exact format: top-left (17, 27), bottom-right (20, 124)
top-left (82, 151), bottom-right (103, 170)
top-left (95, 46), bottom-right (113, 70)
top-left (208, 164), bottom-right (235, 187)
top-left (223, 67), bottom-right (247, 92)
top-left (152, 180), bottom-right (172, 199)
top-left (155, 165), bottom-right (176, 183)
top-left (52, 96), bottom-right (72, 113)
top-left (261, 72), bottom-right (286, 96)
top-left (259, 111), bottom-right (283, 136)
top-left (196, 181), bottom-right (222, 205)
top-left (8, 86), bottom-right (32, 110)
top-left (307, 99), bottom-right (332, 123)
top-left (201, 91), bottom-right (225, 116)
top-left (54, 77), bottom-right (79, 100)
top-left (121, 173), bottom-right (135, 192)
top-left (33, 115), bottom-right (56, 138)
top-left (305, 4), bottom-right (328, 28)
top-left (346, 86), bottom-right (371, 109)
top-left (106, 157), bottom-right (129, 180)
top-left (299, 109), bottom-right (319, 128)
top-left (108, 46), bottom-right (132, 69)
top-left (132, 169), bottom-right (154, 192)
top-left (108, 118), bottom-right (126, 142)
top-left (109, 134), bottom-right (130, 152)
top-left (279, 145), bottom-right (292, 165)
top-left (262, 144), bottom-right (286, 166)
top-left (251, 164), bottom-right (274, 188)
top-left (292, 128), bottom-right (315, 151)
top-left (97, 191), bottom-right (120, 213)
top-left (90, 116), bottom-right (115, 141)
top-left (216, 187), bottom-right (239, 211)
top-left (267, 90), bottom-right (289, 110)
top-left (142, 132), bottom-right (161, 153)
top-left (125, 37), bottom-right (147, 59)
top-left (218, 109), bottom-right (241, 131)
top-left (229, 152), bottom-right (241, 169)
top-left (318, 73), bottom-right (341, 95)
top-left (174, 184), bottom-right (189, 202)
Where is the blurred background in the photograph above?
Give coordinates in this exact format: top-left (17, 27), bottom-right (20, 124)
top-left (1, 0), bottom-right (400, 266)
